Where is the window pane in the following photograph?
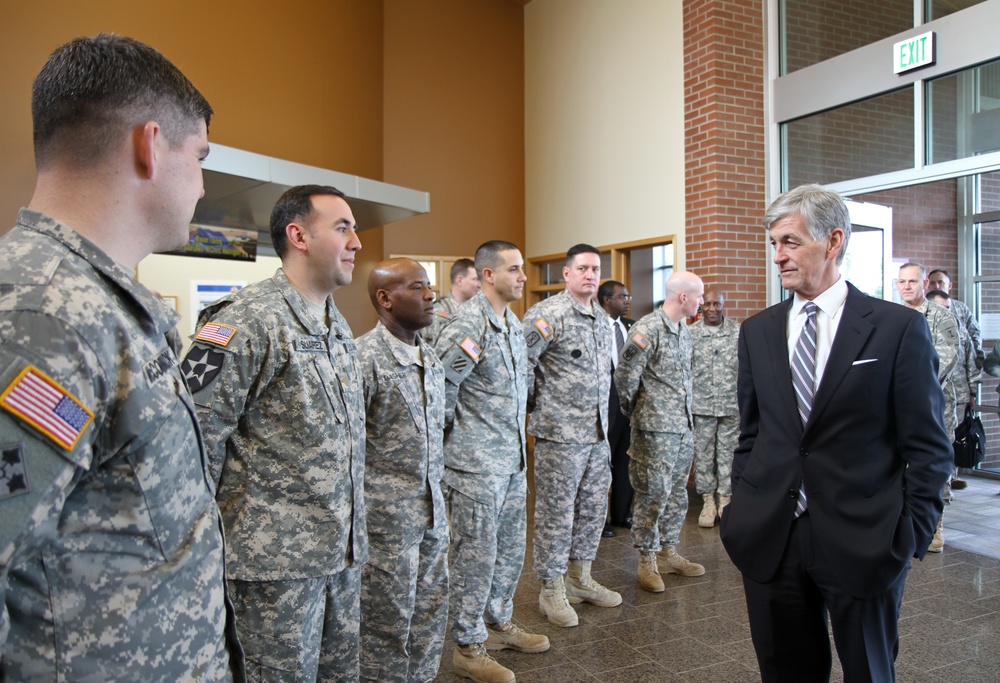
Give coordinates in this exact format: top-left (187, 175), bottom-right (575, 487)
top-left (780, 0), bottom-right (913, 75)
top-left (783, 88), bottom-right (914, 188)
top-left (926, 0), bottom-right (989, 21)
top-left (927, 58), bottom-right (1000, 164)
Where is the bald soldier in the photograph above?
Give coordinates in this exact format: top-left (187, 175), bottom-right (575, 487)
top-left (615, 271), bottom-right (706, 592)
top-left (356, 259), bottom-right (450, 683)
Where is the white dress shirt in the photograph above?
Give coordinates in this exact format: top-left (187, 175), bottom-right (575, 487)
top-left (786, 277), bottom-right (848, 392)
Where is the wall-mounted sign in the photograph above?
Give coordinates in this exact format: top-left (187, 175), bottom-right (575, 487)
top-left (165, 225), bottom-right (258, 261)
top-left (893, 31), bottom-right (935, 74)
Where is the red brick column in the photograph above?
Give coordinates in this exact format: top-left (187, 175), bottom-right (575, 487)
top-left (684, 0), bottom-right (767, 321)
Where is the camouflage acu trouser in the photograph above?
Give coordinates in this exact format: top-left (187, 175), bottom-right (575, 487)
top-left (229, 567), bottom-right (361, 682)
top-left (531, 439), bottom-right (612, 580)
top-left (445, 469), bottom-right (527, 646)
top-left (360, 526), bottom-right (450, 683)
top-left (692, 414), bottom-right (738, 496)
top-left (629, 429), bottom-right (694, 552)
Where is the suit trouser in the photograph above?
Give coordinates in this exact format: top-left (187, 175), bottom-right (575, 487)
top-left (608, 418), bottom-right (634, 524)
top-left (445, 468), bottom-right (527, 646)
top-left (742, 513), bottom-right (907, 683)
top-left (532, 439), bottom-right (612, 580)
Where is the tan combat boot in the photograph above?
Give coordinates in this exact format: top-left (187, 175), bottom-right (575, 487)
top-left (637, 551), bottom-right (665, 592)
top-left (657, 545), bottom-right (706, 576)
top-left (485, 621), bottom-right (550, 653)
top-left (538, 576), bottom-right (579, 627)
top-left (698, 493), bottom-right (718, 528)
top-left (453, 642), bottom-right (515, 683)
top-left (928, 517), bottom-right (944, 553)
top-left (565, 559), bottom-right (622, 607)
top-left (717, 494), bottom-right (731, 518)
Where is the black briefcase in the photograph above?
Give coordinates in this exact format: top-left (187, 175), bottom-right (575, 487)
top-left (953, 407), bottom-right (986, 469)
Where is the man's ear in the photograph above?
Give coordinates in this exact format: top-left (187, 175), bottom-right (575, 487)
top-left (481, 267), bottom-right (495, 286)
top-left (375, 288), bottom-right (392, 310)
top-left (827, 227), bottom-right (845, 261)
top-left (285, 222), bottom-right (309, 254)
top-left (134, 121), bottom-right (160, 180)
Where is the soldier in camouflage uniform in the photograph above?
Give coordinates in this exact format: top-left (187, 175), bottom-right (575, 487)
top-left (0, 34), bottom-right (241, 681)
top-left (689, 289), bottom-right (740, 528)
top-left (421, 258), bottom-right (480, 345)
top-left (928, 290), bottom-right (981, 487)
top-left (929, 269), bottom-right (983, 368)
top-left (897, 263), bottom-right (960, 553)
top-left (183, 186), bottom-right (367, 682)
top-left (433, 241), bottom-right (549, 683)
top-left (615, 271), bottom-right (707, 592)
top-left (356, 259), bottom-right (449, 683)
top-left (523, 244), bottom-right (622, 628)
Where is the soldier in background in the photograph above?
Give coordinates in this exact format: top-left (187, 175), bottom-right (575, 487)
top-left (422, 258), bottom-right (480, 345)
top-left (523, 244), bottom-right (623, 629)
top-left (928, 269), bottom-right (983, 368)
top-left (689, 289), bottom-right (740, 528)
top-left (616, 271), bottom-right (707, 593)
top-left (183, 185), bottom-right (367, 682)
top-left (897, 262), bottom-right (960, 553)
top-left (434, 241), bottom-right (549, 683)
top-left (0, 34), bottom-right (241, 680)
top-left (927, 289), bottom-right (980, 493)
top-left (357, 259), bottom-right (449, 683)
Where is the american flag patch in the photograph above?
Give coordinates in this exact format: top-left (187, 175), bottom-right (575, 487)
top-left (0, 367), bottom-right (94, 451)
top-left (631, 332), bottom-right (650, 349)
top-left (534, 317), bottom-right (553, 338)
top-left (195, 322), bottom-right (237, 347)
top-left (459, 336), bottom-right (482, 360)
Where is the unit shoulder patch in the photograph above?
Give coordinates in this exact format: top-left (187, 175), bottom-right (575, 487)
top-left (182, 346), bottom-right (227, 393)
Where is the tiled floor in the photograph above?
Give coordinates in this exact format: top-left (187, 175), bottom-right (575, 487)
top-left (435, 474), bottom-right (1000, 682)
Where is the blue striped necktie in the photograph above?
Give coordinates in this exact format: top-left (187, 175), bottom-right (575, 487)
top-left (791, 301), bottom-right (817, 517)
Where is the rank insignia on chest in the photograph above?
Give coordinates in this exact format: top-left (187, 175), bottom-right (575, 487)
top-left (459, 336), bottom-right (482, 360)
top-left (533, 317), bottom-right (553, 338)
top-left (195, 322), bottom-right (237, 347)
top-left (437, 310), bottom-right (450, 319)
top-left (0, 366), bottom-right (94, 451)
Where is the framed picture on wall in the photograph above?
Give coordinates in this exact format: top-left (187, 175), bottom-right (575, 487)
top-left (160, 295), bottom-right (178, 312)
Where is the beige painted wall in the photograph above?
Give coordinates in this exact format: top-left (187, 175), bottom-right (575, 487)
top-left (524, 0), bottom-right (686, 262)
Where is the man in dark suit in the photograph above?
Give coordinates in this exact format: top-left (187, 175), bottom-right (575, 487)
top-left (599, 280), bottom-right (636, 532)
top-left (720, 184), bottom-right (952, 683)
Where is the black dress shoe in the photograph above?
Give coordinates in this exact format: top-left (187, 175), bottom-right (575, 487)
top-left (610, 519), bottom-right (633, 529)
top-left (602, 525), bottom-right (615, 537)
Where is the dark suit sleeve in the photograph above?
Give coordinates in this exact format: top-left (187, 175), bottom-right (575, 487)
top-left (731, 323), bottom-right (758, 491)
top-left (894, 312), bottom-right (953, 559)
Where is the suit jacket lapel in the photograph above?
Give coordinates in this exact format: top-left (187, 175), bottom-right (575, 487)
top-left (764, 299), bottom-right (802, 432)
top-left (805, 283), bottom-right (874, 435)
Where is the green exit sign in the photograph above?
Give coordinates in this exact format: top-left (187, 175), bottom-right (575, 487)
top-left (894, 32), bottom-right (935, 74)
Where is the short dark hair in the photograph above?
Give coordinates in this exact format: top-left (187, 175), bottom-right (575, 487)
top-left (269, 185), bottom-right (347, 257)
top-left (474, 240), bottom-right (519, 277)
top-left (926, 289), bottom-right (950, 301)
top-left (450, 258), bottom-right (476, 283)
top-left (928, 269), bottom-right (950, 280)
top-left (32, 33), bottom-right (212, 170)
top-left (565, 243), bottom-right (601, 267)
top-left (598, 280), bottom-right (625, 306)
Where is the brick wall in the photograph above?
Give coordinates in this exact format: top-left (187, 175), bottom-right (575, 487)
top-left (782, 0), bottom-right (912, 74)
top-left (684, 0), bottom-right (767, 322)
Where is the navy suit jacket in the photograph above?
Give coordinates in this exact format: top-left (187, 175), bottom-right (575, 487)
top-left (720, 283), bottom-right (952, 598)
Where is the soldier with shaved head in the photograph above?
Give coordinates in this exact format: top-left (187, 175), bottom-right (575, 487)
top-left (356, 258), bottom-right (450, 682)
